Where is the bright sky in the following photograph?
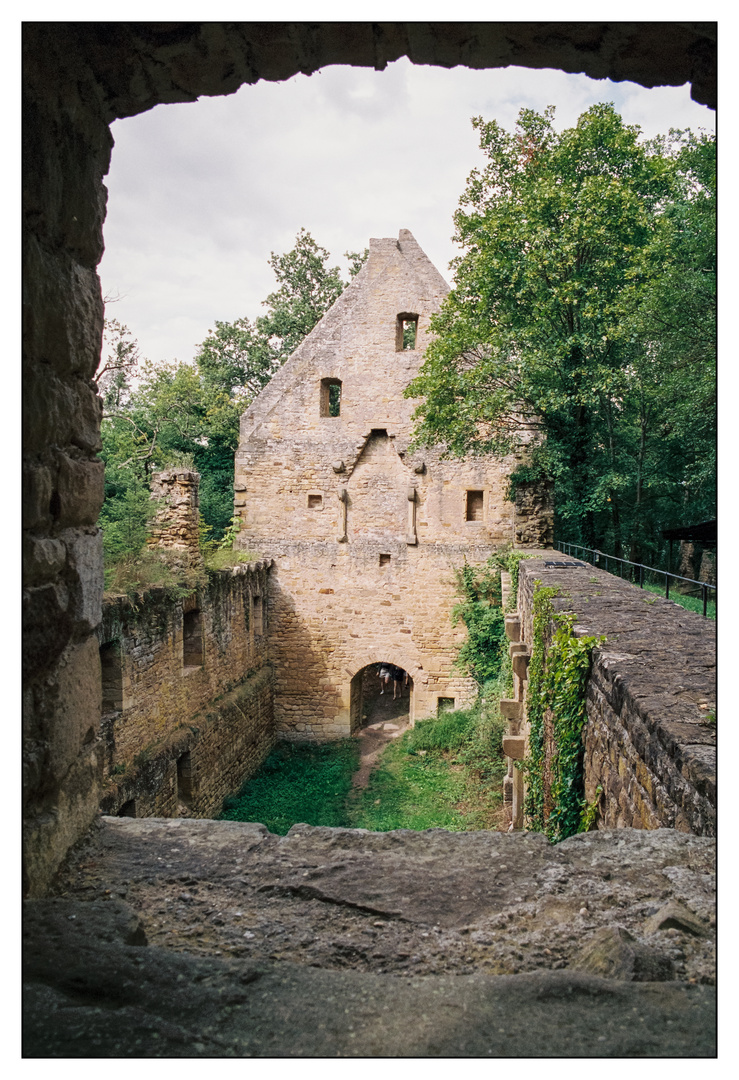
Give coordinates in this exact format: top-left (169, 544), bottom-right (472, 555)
top-left (99, 58), bottom-right (714, 369)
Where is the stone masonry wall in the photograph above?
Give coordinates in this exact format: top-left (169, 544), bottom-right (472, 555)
top-left (513, 556), bottom-right (716, 835)
top-left (97, 562), bottom-right (274, 817)
top-left (234, 232), bottom-right (551, 738)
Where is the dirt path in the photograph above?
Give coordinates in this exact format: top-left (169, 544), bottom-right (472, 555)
top-left (352, 691), bottom-right (411, 789)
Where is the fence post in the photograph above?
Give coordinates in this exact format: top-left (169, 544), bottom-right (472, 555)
top-left (702, 584), bottom-right (707, 618)
top-left (639, 565), bottom-right (644, 589)
top-left (666, 575), bottom-right (670, 600)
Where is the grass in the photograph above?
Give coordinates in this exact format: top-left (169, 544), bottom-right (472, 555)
top-left (221, 699), bottom-right (508, 834)
top-left (103, 546), bottom-right (262, 597)
top-left (221, 740), bottom-right (360, 834)
top-left (642, 580), bottom-right (716, 620)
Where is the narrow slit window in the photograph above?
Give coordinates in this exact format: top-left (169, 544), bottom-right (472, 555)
top-left (177, 751), bottom-right (194, 808)
top-left (437, 697), bottom-right (455, 715)
top-left (253, 594), bottom-right (264, 636)
top-left (396, 313), bottom-right (419, 351)
top-left (379, 553), bottom-right (391, 567)
top-left (466, 490), bottom-right (485, 522)
top-left (100, 642), bottom-right (123, 713)
top-left (183, 609), bottom-right (203, 669)
top-left (308, 494), bottom-right (323, 509)
top-left (320, 378), bottom-right (342, 417)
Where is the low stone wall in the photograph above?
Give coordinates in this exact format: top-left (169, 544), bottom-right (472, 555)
top-left (97, 561), bottom-right (275, 817)
top-left (512, 555), bottom-right (716, 835)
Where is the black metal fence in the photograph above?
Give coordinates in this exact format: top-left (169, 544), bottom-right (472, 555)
top-left (555, 541), bottom-right (716, 618)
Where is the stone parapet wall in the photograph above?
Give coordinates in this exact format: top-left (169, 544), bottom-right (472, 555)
top-left (98, 562), bottom-right (274, 816)
top-left (514, 556), bottom-right (716, 835)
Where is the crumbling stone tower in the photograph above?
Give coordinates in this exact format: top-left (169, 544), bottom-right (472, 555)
top-left (234, 230), bottom-right (552, 739)
top-left (147, 468), bottom-right (202, 566)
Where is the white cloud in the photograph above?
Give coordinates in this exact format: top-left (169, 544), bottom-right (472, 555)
top-left (99, 59), bottom-right (714, 368)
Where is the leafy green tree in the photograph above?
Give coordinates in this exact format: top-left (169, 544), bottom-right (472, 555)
top-left (98, 230), bottom-right (367, 559)
top-left (406, 105), bottom-right (715, 559)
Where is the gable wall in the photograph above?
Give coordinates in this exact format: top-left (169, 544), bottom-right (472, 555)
top-left (235, 233), bottom-right (550, 737)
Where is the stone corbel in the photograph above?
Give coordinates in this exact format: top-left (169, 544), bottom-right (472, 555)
top-left (406, 486), bottom-right (418, 545)
top-left (337, 486), bottom-right (348, 542)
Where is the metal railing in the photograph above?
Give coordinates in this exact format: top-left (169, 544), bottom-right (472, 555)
top-left (555, 541), bottom-right (716, 618)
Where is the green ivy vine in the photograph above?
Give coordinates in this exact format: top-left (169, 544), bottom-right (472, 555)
top-left (522, 583), bottom-right (604, 841)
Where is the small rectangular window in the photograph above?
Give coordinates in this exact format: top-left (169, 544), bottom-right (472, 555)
top-left (437, 697), bottom-right (455, 715)
top-left (308, 494), bottom-right (323, 509)
top-left (183, 609), bottom-right (203, 669)
top-left (466, 490), bottom-right (484, 522)
top-left (320, 378), bottom-right (342, 417)
top-left (396, 313), bottom-right (419, 351)
top-left (379, 553), bottom-right (391, 567)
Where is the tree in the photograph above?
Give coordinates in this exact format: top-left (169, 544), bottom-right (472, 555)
top-left (406, 105), bottom-right (715, 560)
top-left (98, 230), bottom-right (367, 558)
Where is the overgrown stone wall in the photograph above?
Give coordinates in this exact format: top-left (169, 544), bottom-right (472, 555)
top-left (97, 562), bottom-right (274, 818)
top-left (513, 557), bottom-right (716, 835)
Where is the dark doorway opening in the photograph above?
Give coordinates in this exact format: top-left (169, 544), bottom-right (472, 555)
top-left (350, 663), bottom-right (413, 734)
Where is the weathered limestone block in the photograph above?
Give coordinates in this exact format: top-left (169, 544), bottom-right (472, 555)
top-left (500, 699), bottom-right (523, 721)
top-left (504, 614), bottom-right (521, 642)
top-left (502, 734), bottom-right (526, 759)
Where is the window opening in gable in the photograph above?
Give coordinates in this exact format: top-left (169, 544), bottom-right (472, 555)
top-left (308, 494), bottom-right (323, 509)
top-left (466, 490), bottom-right (485, 522)
top-left (379, 553), bottom-right (391, 566)
top-left (396, 313), bottom-right (419, 351)
top-left (437, 697), bottom-right (456, 715)
top-left (100, 642), bottom-right (123, 714)
top-left (320, 378), bottom-right (342, 417)
top-left (177, 751), bottom-right (194, 809)
top-left (183, 609), bottom-right (203, 669)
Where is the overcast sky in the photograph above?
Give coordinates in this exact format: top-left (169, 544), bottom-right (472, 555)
top-left (99, 57), bottom-right (714, 370)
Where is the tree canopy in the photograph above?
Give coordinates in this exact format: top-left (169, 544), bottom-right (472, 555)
top-left (99, 230), bottom-right (366, 568)
top-left (406, 104), bottom-right (715, 561)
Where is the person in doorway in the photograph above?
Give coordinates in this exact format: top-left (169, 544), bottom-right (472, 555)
top-left (378, 664), bottom-right (391, 695)
top-left (391, 665), bottom-right (404, 700)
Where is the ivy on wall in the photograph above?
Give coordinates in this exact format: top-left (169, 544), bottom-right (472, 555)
top-left (522, 583), bottom-right (604, 841)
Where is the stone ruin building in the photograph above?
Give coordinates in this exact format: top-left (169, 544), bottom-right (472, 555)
top-left (22, 24), bottom-right (716, 1056)
top-left (233, 229), bottom-right (552, 738)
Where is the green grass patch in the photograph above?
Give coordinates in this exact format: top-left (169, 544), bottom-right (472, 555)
top-left (642, 581), bottom-right (716, 619)
top-left (348, 738), bottom-right (471, 831)
top-left (221, 740), bottom-right (360, 834)
top-left (221, 702), bottom-right (507, 835)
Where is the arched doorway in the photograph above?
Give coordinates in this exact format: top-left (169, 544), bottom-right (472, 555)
top-left (350, 663), bottom-right (414, 735)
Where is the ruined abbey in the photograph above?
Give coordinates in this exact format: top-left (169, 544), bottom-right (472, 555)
top-left (95, 230), bottom-right (552, 819)
top-left (22, 23), bottom-right (717, 1057)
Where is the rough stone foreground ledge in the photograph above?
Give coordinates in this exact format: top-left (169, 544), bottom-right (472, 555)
top-left (517, 557), bottom-right (716, 834)
top-left (24, 818), bottom-right (715, 1057)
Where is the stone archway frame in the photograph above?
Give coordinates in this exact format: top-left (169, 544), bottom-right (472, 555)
top-left (346, 648), bottom-right (424, 730)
